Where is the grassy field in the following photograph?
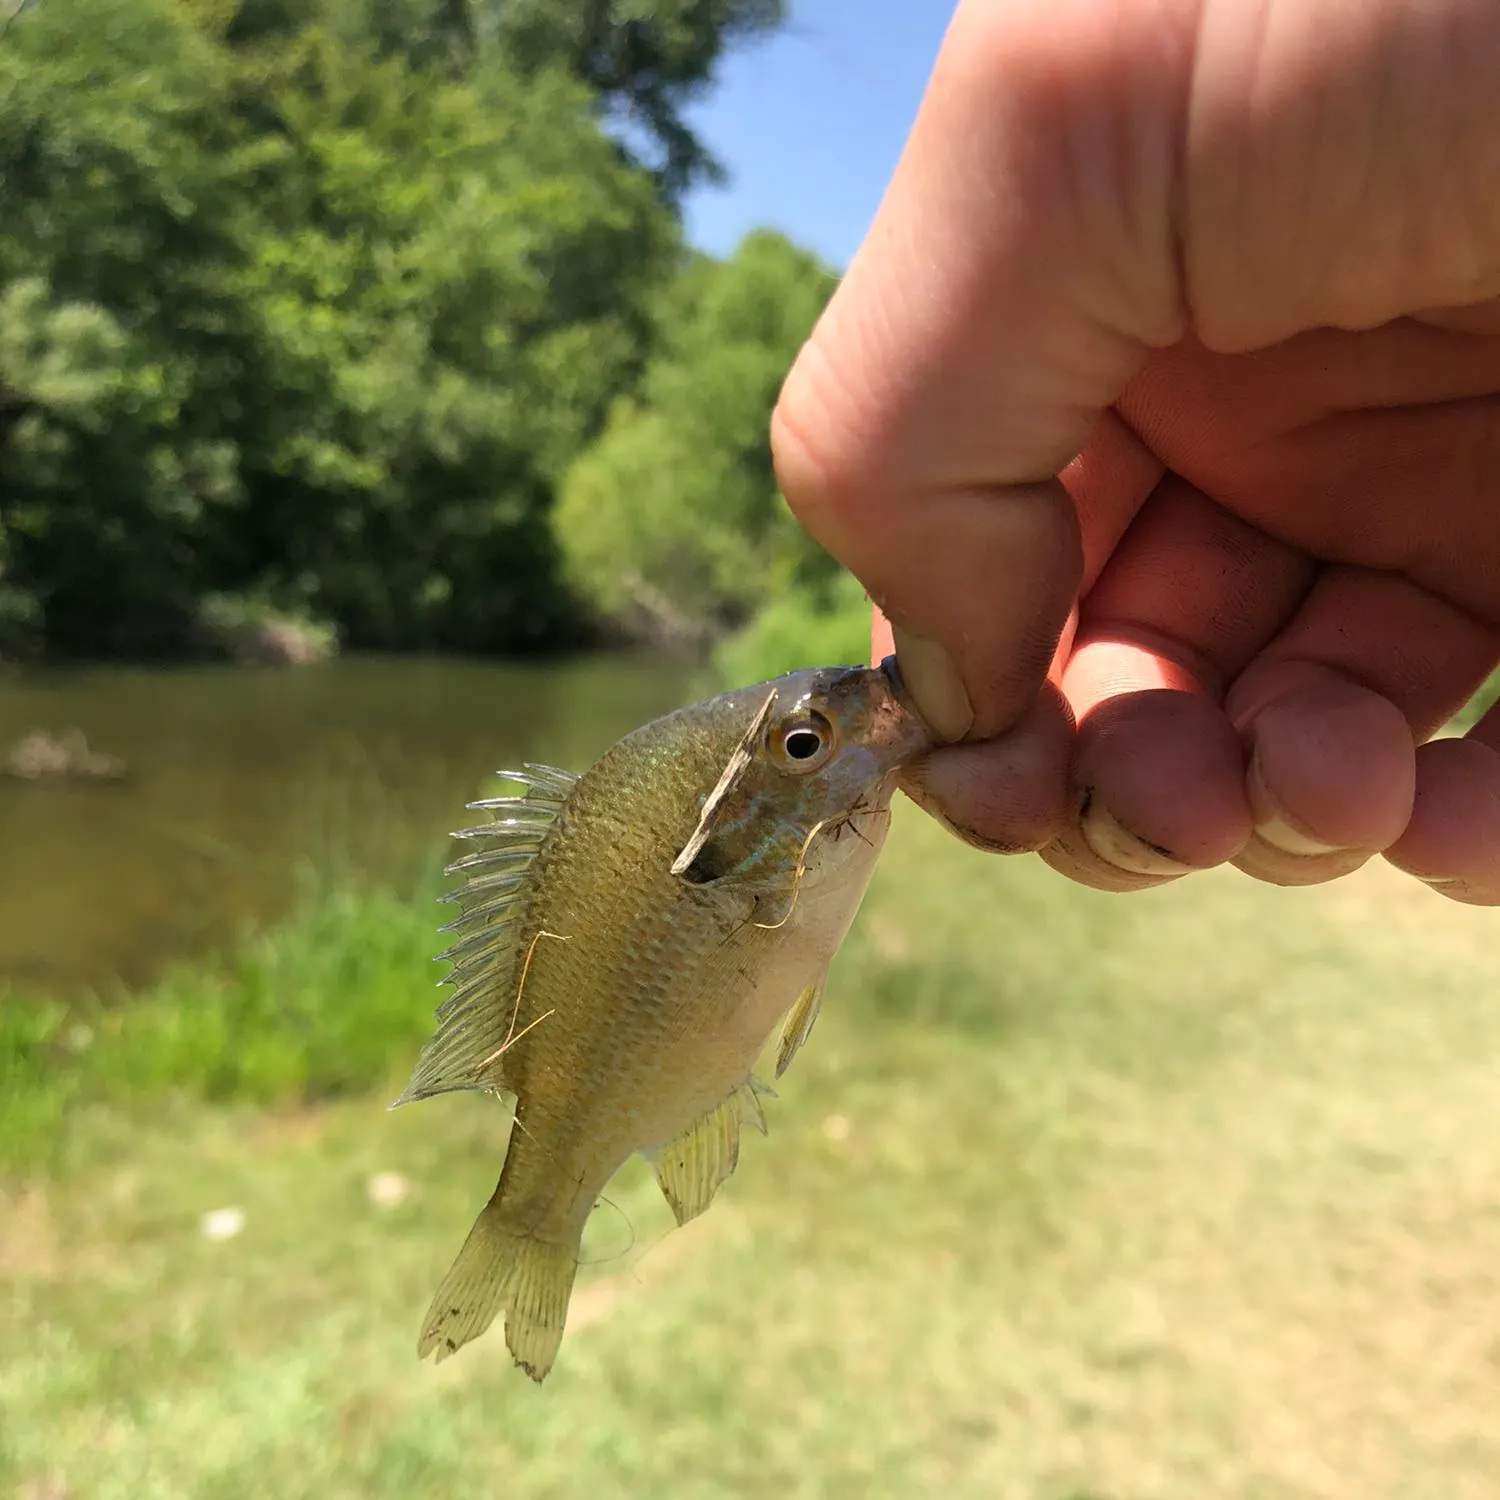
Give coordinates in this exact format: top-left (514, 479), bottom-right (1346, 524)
top-left (4, 800), bottom-right (1500, 1499)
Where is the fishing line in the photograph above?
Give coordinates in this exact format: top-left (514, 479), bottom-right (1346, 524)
top-left (477, 927), bottom-right (569, 1071)
top-left (577, 1192), bottom-right (639, 1268)
top-left (753, 818), bottom-right (828, 931)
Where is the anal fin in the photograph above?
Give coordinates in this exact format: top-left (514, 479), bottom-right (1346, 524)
top-left (775, 981), bottom-right (824, 1079)
top-left (647, 1081), bottom-right (768, 1226)
top-left (418, 1192), bottom-right (580, 1383)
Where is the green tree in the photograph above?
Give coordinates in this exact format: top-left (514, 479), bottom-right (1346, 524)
top-left (481, 0), bottom-right (787, 194)
top-left (0, 0), bottom-right (677, 655)
top-left (555, 228), bottom-right (840, 643)
top-left (0, 2), bottom-right (257, 652)
top-left (214, 0), bottom-right (788, 194)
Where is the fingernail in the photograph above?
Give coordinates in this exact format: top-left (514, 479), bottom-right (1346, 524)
top-left (1080, 796), bottom-right (1193, 877)
top-left (891, 625), bottom-right (974, 742)
top-left (1246, 753), bottom-right (1344, 857)
top-left (1414, 873), bottom-right (1457, 886)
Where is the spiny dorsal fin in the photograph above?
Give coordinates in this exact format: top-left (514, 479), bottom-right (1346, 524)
top-left (390, 764), bottom-right (578, 1109)
top-left (645, 1080), bottom-right (769, 1226)
top-left (775, 981), bottom-right (825, 1080)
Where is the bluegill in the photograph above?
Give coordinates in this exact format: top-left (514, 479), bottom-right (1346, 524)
top-left (393, 660), bottom-right (931, 1380)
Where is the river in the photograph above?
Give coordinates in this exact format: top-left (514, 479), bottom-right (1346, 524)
top-left (0, 653), bottom-right (701, 996)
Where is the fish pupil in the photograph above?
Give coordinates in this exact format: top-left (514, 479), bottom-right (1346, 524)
top-left (784, 729), bottom-right (823, 760)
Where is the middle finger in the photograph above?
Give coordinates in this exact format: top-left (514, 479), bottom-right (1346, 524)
top-left (1043, 474), bottom-right (1316, 889)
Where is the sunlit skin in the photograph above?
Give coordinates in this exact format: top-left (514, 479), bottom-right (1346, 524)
top-left (772, 0), bottom-right (1500, 904)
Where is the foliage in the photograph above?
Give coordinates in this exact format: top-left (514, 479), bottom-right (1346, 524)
top-left (218, 0), bottom-right (787, 192)
top-left (1446, 666), bottom-right (1500, 733)
top-left (0, 0), bottom-right (799, 662)
top-left (481, 0), bottom-right (787, 194)
top-left (555, 229), bottom-right (842, 643)
top-left (194, 592), bottom-right (340, 663)
top-left (0, 873), bottom-right (444, 1170)
top-left (713, 567), bottom-right (872, 684)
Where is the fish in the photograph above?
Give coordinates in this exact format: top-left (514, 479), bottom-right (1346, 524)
top-left (392, 658), bottom-right (932, 1381)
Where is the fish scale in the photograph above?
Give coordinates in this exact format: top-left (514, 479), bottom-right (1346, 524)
top-left (392, 660), bottom-right (931, 1380)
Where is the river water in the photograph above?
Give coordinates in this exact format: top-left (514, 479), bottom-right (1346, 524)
top-left (0, 654), bottom-right (700, 995)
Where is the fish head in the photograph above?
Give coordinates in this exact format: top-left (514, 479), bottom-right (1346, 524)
top-left (754, 656), bottom-right (933, 804)
top-left (672, 659), bottom-right (934, 892)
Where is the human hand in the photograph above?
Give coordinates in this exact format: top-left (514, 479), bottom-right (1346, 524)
top-left (772, 0), bottom-right (1500, 903)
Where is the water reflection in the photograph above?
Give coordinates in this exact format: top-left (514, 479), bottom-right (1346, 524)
top-left (0, 654), bottom-right (699, 995)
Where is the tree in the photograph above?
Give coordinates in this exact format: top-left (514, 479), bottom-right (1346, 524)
top-left (0, 0), bottom-right (678, 655)
top-left (479, 0), bottom-right (786, 195)
top-left (211, 0), bottom-right (788, 194)
top-left (555, 229), bottom-right (840, 643)
top-left (0, 0), bottom-right (810, 661)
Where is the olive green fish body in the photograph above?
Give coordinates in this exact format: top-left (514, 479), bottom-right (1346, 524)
top-left (396, 664), bottom-right (929, 1380)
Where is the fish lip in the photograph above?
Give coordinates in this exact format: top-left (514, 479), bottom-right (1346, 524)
top-left (877, 654), bottom-right (914, 715)
top-left (872, 655), bottom-right (936, 764)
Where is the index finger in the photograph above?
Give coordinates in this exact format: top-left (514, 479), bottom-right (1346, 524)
top-left (771, 0), bottom-right (1190, 740)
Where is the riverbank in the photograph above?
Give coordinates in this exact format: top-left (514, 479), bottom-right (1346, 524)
top-left (1, 870), bottom-right (445, 1173)
top-left (5, 803), bottom-right (1500, 1498)
top-left (0, 652), bottom-right (704, 995)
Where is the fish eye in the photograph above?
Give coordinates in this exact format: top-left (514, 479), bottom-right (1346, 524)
top-left (769, 710), bottom-right (836, 773)
top-left (784, 728), bottom-right (823, 760)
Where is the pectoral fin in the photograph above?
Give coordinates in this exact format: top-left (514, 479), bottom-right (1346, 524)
top-left (775, 981), bottom-right (824, 1079)
top-left (646, 1081), bottom-right (769, 1226)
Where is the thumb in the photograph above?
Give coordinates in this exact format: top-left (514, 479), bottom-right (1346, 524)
top-left (771, 0), bottom-right (1191, 740)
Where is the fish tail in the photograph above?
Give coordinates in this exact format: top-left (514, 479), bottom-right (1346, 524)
top-left (418, 1193), bottom-right (580, 1382)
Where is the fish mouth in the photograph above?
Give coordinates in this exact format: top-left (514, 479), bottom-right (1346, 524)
top-left (877, 653), bottom-right (916, 720)
top-left (868, 655), bottom-right (937, 766)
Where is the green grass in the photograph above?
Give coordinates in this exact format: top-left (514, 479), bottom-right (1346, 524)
top-left (0, 867), bottom-right (448, 1174)
top-left (5, 805), bottom-right (1500, 1499)
top-left (1445, 664), bottom-right (1500, 734)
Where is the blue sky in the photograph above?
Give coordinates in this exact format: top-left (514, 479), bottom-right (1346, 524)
top-left (681, 2), bottom-right (956, 270)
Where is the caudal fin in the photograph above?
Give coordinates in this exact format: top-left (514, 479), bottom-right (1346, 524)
top-left (417, 1197), bottom-right (580, 1382)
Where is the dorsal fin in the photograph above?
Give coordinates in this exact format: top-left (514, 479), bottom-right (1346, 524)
top-left (390, 764), bottom-right (579, 1109)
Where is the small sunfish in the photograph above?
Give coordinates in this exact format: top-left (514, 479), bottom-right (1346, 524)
top-left (393, 659), bottom-right (932, 1380)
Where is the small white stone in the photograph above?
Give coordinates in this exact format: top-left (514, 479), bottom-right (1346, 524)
top-left (367, 1171), bottom-right (411, 1209)
top-left (200, 1206), bottom-right (246, 1241)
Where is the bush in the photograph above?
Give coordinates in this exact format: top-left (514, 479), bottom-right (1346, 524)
top-left (0, 0), bottom-right (677, 657)
top-left (556, 231), bottom-right (843, 643)
top-left (194, 594), bottom-right (338, 665)
top-left (0, 872), bottom-right (446, 1170)
top-left (712, 570), bottom-right (872, 685)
